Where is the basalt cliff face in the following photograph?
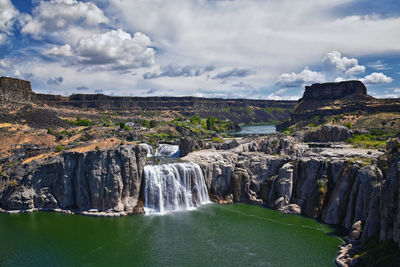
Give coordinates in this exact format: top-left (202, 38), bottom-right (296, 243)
top-left (37, 94), bottom-right (296, 123)
top-left (0, 76), bottom-right (296, 124)
top-left (1, 133), bottom-right (400, 265)
top-left (0, 145), bottom-right (147, 216)
top-left (0, 77), bottom-right (37, 107)
top-left (183, 135), bottom-right (400, 250)
top-left (277, 80), bottom-right (400, 130)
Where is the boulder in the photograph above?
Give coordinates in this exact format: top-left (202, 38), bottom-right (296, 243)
top-left (303, 124), bottom-right (353, 142)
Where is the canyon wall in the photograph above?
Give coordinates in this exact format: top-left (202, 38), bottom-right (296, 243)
top-left (183, 136), bottom-right (400, 246)
top-left (0, 77), bottom-right (37, 107)
top-left (0, 145), bottom-right (147, 215)
top-left (1, 133), bottom-right (399, 248)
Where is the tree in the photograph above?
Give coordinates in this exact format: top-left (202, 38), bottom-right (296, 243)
top-left (149, 120), bottom-right (157, 128)
top-left (206, 117), bottom-right (216, 130)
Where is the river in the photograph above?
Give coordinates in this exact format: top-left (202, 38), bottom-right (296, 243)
top-left (235, 124), bottom-right (276, 135)
top-left (0, 204), bottom-right (341, 266)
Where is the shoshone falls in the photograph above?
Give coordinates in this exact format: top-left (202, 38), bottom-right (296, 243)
top-left (143, 162), bottom-right (210, 214)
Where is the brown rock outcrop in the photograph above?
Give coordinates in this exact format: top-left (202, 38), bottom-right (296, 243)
top-left (300, 80), bottom-right (367, 102)
top-left (0, 77), bottom-right (37, 107)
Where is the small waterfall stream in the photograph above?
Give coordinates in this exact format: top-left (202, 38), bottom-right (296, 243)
top-left (139, 143), bottom-right (180, 157)
top-left (143, 162), bottom-right (210, 214)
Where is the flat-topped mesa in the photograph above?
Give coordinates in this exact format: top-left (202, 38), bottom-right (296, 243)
top-left (299, 80), bottom-right (367, 102)
top-left (0, 77), bottom-right (37, 106)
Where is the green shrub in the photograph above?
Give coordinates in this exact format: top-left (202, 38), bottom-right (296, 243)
top-left (211, 136), bottom-right (224, 143)
top-left (206, 117), bottom-right (216, 130)
top-left (67, 117), bottom-right (94, 126)
top-left (55, 145), bottom-right (64, 152)
top-left (346, 133), bottom-right (386, 149)
top-left (190, 115), bottom-right (201, 125)
top-left (149, 120), bottom-right (157, 128)
top-left (345, 122), bottom-right (352, 129)
top-left (47, 128), bottom-right (57, 136)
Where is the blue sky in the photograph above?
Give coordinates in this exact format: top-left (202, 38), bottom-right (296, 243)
top-left (0, 0), bottom-right (399, 99)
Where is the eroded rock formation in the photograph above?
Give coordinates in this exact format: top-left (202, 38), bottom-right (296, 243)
top-left (277, 80), bottom-right (400, 130)
top-left (0, 145), bottom-right (147, 215)
top-left (183, 136), bottom-right (400, 250)
top-left (0, 77), bottom-right (37, 107)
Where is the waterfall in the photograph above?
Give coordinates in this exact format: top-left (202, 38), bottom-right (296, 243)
top-left (143, 162), bottom-right (210, 214)
top-left (139, 143), bottom-right (180, 157)
top-left (139, 143), bottom-right (154, 157)
top-left (155, 144), bottom-right (180, 157)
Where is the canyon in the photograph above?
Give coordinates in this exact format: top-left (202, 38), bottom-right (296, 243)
top-left (1, 77), bottom-right (399, 266)
top-left (1, 132), bottom-right (399, 264)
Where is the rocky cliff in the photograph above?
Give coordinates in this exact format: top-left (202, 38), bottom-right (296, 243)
top-left (0, 145), bottom-right (147, 216)
top-left (183, 135), bottom-right (400, 252)
top-left (300, 80), bottom-right (367, 102)
top-left (1, 130), bottom-right (399, 264)
top-left (0, 76), bottom-right (297, 124)
top-left (277, 80), bottom-right (400, 131)
top-left (0, 77), bottom-right (37, 107)
top-left (37, 93), bottom-right (296, 123)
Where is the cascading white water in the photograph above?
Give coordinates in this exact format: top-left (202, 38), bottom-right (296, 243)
top-left (139, 143), bottom-right (154, 157)
top-left (155, 144), bottom-right (180, 157)
top-left (143, 162), bottom-right (210, 214)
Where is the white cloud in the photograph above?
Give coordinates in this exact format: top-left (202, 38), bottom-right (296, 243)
top-left (275, 68), bottom-right (326, 88)
top-left (75, 29), bottom-right (155, 69)
top-left (394, 88), bottom-right (400, 93)
top-left (0, 0), bottom-right (19, 44)
top-left (213, 68), bottom-right (255, 79)
top-left (143, 64), bottom-right (214, 79)
top-left (42, 29), bottom-right (155, 71)
top-left (360, 72), bottom-right (393, 85)
top-left (367, 60), bottom-right (391, 70)
top-left (22, 0), bottom-right (108, 40)
top-left (47, 76), bottom-right (63, 85)
top-left (106, 1), bottom-right (400, 70)
top-left (322, 51), bottom-right (365, 78)
top-left (2, 0), bottom-right (400, 99)
top-left (0, 33), bottom-right (7, 44)
top-left (0, 0), bottom-right (18, 33)
top-left (43, 44), bottom-right (73, 57)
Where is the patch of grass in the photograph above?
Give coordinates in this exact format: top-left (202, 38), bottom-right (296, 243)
top-left (211, 136), bottom-right (224, 143)
top-left (8, 180), bottom-right (18, 187)
top-left (65, 117), bottom-right (94, 126)
top-left (345, 130), bottom-right (393, 149)
top-left (47, 127), bottom-right (57, 136)
top-left (351, 157), bottom-right (373, 167)
top-left (55, 145), bottom-right (64, 152)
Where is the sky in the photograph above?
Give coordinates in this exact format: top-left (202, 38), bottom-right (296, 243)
top-left (0, 0), bottom-right (400, 100)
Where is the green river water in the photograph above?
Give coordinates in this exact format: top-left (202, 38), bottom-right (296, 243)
top-left (0, 203), bottom-right (341, 266)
